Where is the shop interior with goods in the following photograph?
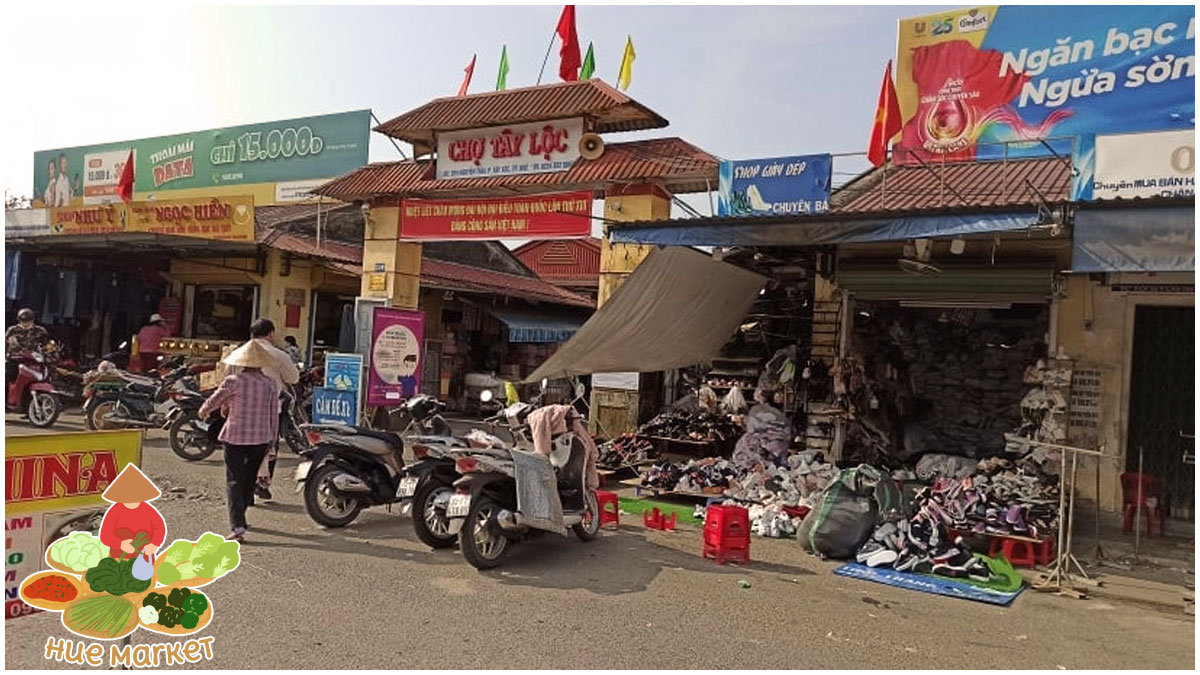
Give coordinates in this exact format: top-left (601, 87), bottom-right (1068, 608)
top-left (598, 242), bottom-right (1075, 596)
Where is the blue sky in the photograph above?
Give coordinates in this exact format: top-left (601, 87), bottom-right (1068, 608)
top-left (2, 4), bottom-right (941, 210)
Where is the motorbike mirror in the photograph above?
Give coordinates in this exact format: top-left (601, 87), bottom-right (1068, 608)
top-left (480, 389), bottom-right (494, 403)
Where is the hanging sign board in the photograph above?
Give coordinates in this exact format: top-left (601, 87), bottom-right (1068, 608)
top-left (436, 117), bottom-right (583, 180)
top-left (1093, 129), bottom-right (1195, 200)
top-left (1067, 365), bottom-right (1104, 447)
top-left (717, 154), bottom-right (832, 216)
top-left (368, 308), bottom-right (425, 405)
top-left (399, 191), bottom-right (592, 240)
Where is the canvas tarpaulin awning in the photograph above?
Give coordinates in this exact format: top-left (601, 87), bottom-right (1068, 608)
top-left (1071, 205), bottom-right (1195, 272)
top-left (526, 246), bottom-right (768, 382)
top-left (488, 308), bottom-right (586, 343)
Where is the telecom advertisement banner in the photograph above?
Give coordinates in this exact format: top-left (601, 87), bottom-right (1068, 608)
top-left (895, 6), bottom-right (1195, 200)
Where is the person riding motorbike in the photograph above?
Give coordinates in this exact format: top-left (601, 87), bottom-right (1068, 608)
top-left (6, 308), bottom-right (49, 387)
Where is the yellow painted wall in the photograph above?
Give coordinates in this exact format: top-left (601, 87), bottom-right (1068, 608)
top-left (360, 204), bottom-right (422, 309)
top-left (1054, 273), bottom-right (1195, 511)
top-left (597, 189), bottom-right (670, 306)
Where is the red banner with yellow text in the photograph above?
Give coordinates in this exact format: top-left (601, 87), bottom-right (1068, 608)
top-left (399, 191), bottom-right (592, 240)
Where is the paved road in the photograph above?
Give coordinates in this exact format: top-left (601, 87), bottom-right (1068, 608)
top-left (5, 414), bottom-right (1195, 669)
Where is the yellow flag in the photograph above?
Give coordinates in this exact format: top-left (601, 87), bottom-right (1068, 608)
top-left (617, 35), bottom-right (635, 91)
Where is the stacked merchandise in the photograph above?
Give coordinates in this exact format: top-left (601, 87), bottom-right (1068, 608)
top-left (854, 454), bottom-right (1059, 578)
top-left (597, 434), bottom-right (656, 468)
top-left (640, 458), bottom-right (739, 494)
top-left (638, 410), bottom-right (742, 443)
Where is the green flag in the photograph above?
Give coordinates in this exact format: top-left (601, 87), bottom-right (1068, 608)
top-left (580, 42), bottom-right (595, 79)
top-left (496, 45), bottom-right (510, 91)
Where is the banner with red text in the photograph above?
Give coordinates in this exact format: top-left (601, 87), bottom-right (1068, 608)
top-left (436, 118), bottom-right (584, 180)
top-left (47, 195), bottom-right (255, 242)
top-left (399, 191), bottom-right (592, 240)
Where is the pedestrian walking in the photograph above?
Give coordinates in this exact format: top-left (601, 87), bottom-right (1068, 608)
top-left (198, 339), bottom-right (281, 542)
top-left (247, 318), bottom-right (300, 502)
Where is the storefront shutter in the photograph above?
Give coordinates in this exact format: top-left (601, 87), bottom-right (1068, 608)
top-left (836, 265), bottom-right (1054, 303)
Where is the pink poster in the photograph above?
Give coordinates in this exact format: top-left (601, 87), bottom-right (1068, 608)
top-left (367, 307), bottom-right (425, 406)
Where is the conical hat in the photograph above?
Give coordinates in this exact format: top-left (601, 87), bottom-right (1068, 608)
top-left (223, 339), bottom-right (274, 369)
top-left (102, 464), bottom-right (161, 503)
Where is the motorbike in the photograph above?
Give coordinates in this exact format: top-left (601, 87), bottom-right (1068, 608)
top-left (81, 356), bottom-right (191, 431)
top-left (6, 345), bottom-right (68, 428)
top-left (165, 386), bottom-right (216, 461)
top-left (294, 421), bottom-right (409, 528)
top-left (446, 387), bottom-right (599, 570)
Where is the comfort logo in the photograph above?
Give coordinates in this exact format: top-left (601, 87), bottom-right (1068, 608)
top-left (957, 10), bottom-right (989, 33)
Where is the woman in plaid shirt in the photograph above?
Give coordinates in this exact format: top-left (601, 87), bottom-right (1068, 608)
top-left (199, 340), bottom-right (281, 542)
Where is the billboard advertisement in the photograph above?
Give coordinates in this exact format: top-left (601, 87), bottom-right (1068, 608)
top-left (399, 191), bottom-right (592, 240)
top-left (367, 308), bottom-right (425, 406)
top-left (895, 6), bottom-right (1195, 199)
top-left (717, 154), bottom-right (832, 217)
top-left (32, 110), bottom-right (370, 207)
top-left (1093, 129), bottom-right (1194, 200)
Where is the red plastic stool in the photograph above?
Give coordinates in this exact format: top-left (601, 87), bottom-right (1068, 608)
top-left (643, 508), bottom-right (677, 531)
top-left (595, 490), bottom-right (620, 529)
top-left (702, 505), bottom-right (750, 564)
top-left (988, 537), bottom-right (1038, 568)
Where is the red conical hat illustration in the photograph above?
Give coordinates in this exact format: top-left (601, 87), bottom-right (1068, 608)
top-left (101, 464), bottom-right (161, 503)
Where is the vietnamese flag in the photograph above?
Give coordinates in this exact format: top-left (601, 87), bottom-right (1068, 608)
top-left (556, 5), bottom-right (581, 82)
top-left (867, 60), bottom-right (903, 167)
top-left (116, 150), bottom-right (135, 203)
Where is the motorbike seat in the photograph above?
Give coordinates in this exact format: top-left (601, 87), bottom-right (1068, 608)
top-left (128, 382), bottom-right (158, 395)
top-left (353, 427), bottom-right (404, 450)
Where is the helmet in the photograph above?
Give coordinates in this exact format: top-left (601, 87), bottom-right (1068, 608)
top-left (17, 308), bottom-right (34, 322)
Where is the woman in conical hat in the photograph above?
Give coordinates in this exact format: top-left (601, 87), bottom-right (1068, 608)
top-left (198, 339), bottom-right (281, 542)
top-left (98, 464), bottom-right (167, 559)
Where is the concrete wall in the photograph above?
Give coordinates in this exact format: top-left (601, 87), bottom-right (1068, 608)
top-left (1054, 272), bottom-right (1195, 511)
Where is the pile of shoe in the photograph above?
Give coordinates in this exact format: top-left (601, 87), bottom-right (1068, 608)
top-left (855, 524), bottom-right (999, 582)
top-left (639, 410), bottom-right (743, 443)
top-left (746, 503), bottom-right (801, 539)
top-left (724, 452), bottom-right (838, 508)
top-left (640, 458), bottom-right (739, 494)
top-left (641, 460), bottom-right (683, 490)
top-left (597, 434), bottom-right (656, 468)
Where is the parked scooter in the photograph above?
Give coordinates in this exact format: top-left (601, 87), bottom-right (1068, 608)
top-left (6, 344), bottom-right (68, 428)
top-left (445, 388), bottom-right (600, 570)
top-left (81, 356), bottom-right (191, 431)
top-left (295, 422), bottom-right (408, 528)
top-left (165, 386), bottom-right (216, 461)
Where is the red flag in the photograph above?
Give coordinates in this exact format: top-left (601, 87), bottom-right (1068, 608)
top-left (116, 150), bottom-right (135, 203)
top-left (556, 5), bottom-right (581, 82)
top-left (457, 54), bottom-right (476, 97)
top-left (867, 60), bottom-right (903, 167)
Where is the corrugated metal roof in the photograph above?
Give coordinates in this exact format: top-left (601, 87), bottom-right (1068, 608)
top-left (513, 239), bottom-right (601, 286)
top-left (375, 79), bottom-right (668, 145)
top-left (835, 156), bottom-right (1072, 213)
top-left (257, 230), bottom-right (364, 263)
top-left (421, 259), bottom-right (595, 308)
top-left (313, 137), bottom-right (718, 201)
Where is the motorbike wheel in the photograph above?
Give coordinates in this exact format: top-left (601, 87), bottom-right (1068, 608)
top-left (572, 490), bottom-right (601, 542)
top-left (168, 414), bottom-right (217, 461)
top-left (460, 496), bottom-right (509, 570)
top-left (303, 464), bottom-right (362, 528)
top-left (410, 479), bottom-right (457, 549)
top-left (86, 397), bottom-right (121, 431)
top-left (27, 392), bottom-right (61, 428)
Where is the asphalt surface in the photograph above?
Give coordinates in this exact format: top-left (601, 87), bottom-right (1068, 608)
top-left (5, 413), bottom-right (1195, 670)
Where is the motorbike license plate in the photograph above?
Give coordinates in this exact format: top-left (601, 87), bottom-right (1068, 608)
top-left (396, 477), bottom-right (420, 499)
top-left (446, 494), bottom-right (471, 518)
top-left (295, 461), bottom-right (313, 482)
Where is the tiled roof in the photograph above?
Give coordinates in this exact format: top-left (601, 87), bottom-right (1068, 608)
top-left (834, 156), bottom-right (1072, 213)
top-left (420, 259), bottom-right (595, 308)
top-left (268, 233), bottom-right (593, 309)
top-left (374, 79), bottom-right (667, 146)
top-left (254, 202), bottom-right (356, 231)
top-left (313, 137), bottom-right (718, 200)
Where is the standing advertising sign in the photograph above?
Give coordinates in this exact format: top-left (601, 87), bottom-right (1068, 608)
top-left (367, 308), bottom-right (425, 406)
top-left (717, 154), bottom-right (832, 217)
top-left (312, 353), bottom-right (363, 426)
top-left (4, 431), bottom-right (142, 620)
top-left (894, 5), bottom-right (1195, 199)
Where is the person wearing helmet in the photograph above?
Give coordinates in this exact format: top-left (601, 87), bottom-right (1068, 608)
top-left (6, 308), bottom-right (49, 386)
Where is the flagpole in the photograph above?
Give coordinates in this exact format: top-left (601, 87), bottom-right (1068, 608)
top-left (536, 30), bottom-right (556, 85)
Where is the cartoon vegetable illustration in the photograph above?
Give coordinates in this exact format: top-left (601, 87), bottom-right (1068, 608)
top-left (85, 557), bottom-right (152, 596)
top-left (48, 531), bottom-right (106, 572)
top-left (138, 605), bottom-right (159, 625)
top-left (182, 592), bottom-right (208, 616)
top-left (157, 606), bottom-right (184, 629)
top-left (63, 596), bottom-right (135, 639)
top-left (167, 587), bottom-right (191, 608)
top-left (24, 574), bottom-right (79, 602)
top-left (180, 611), bottom-right (200, 630)
top-left (156, 536), bottom-right (239, 585)
top-left (142, 592), bottom-right (167, 612)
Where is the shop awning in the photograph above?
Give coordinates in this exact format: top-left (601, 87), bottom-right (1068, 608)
top-left (837, 265), bottom-right (1055, 303)
top-left (526, 246), bottom-right (768, 381)
top-left (609, 211), bottom-right (1041, 247)
top-left (1071, 205), bottom-right (1195, 272)
top-left (489, 308), bottom-right (586, 343)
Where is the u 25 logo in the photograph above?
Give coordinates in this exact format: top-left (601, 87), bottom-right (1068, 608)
top-left (931, 18), bottom-right (953, 35)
